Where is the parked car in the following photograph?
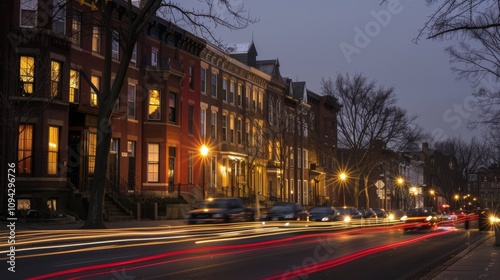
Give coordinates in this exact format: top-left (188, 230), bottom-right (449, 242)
top-left (185, 197), bottom-right (255, 224)
top-left (336, 207), bottom-right (363, 222)
top-left (372, 208), bottom-right (388, 218)
top-left (264, 202), bottom-right (309, 221)
top-left (308, 206), bottom-right (341, 222)
top-left (358, 207), bottom-right (377, 218)
top-left (401, 207), bottom-right (440, 231)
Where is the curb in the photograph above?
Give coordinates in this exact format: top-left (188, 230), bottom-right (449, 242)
top-left (419, 232), bottom-right (493, 280)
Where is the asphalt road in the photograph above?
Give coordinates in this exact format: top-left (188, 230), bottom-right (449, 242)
top-left (1, 220), bottom-right (479, 280)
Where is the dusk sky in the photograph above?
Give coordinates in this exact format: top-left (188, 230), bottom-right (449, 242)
top-left (209, 0), bottom-right (483, 144)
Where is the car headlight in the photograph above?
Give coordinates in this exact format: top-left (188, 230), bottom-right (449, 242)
top-left (284, 214), bottom-right (294, 219)
top-left (400, 215), bottom-right (408, 221)
top-left (213, 214), bottom-right (223, 218)
top-left (425, 216), bottom-right (433, 221)
top-left (343, 216), bottom-right (351, 223)
top-left (321, 217), bottom-right (329, 221)
top-left (388, 214), bottom-right (395, 220)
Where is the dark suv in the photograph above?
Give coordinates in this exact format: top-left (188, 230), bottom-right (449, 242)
top-left (264, 202), bottom-right (309, 221)
top-left (402, 207), bottom-right (440, 231)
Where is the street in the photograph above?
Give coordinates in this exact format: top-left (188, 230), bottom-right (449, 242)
top-left (1, 219), bottom-right (479, 279)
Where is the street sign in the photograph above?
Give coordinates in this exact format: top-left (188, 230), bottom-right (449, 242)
top-left (375, 180), bottom-right (385, 189)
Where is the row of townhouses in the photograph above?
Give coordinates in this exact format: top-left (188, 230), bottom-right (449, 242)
top-left (1, 0), bottom-right (342, 216)
top-left (3, 1), bottom-right (494, 217)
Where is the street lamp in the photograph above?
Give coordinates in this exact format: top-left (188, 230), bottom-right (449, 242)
top-left (339, 172), bottom-right (348, 206)
top-left (200, 145), bottom-right (209, 200)
top-left (454, 194), bottom-right (459, 210)
top-left (396, 177), bottom-right (405, 210)
top-left (429, 189), bottom-right (436, 210)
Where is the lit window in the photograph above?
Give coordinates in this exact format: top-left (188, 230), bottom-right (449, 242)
top-left (92, 26), bottom-right (100, 53)
top-left (50, 60), bottom-right (61, 98)
top-left (19, 56), bottom-right (35, 95)
top-left (17, 199), bottom-right (31, 210)
top-left (148, 143), bottom-right (159, 182)
top-left (48, 126), bottom-right (59, 174)
top-left (47, 199), bottom-right (57, 211)
top-left (88, 133), bottom-right (97, 174)
top-left (69, 69), bottom-right (80, 103)
top-left (230, 115), bottom-right (234, 143)
top-left (18, 125), bottom-right (33, 175)
top-left (71, 14), bottom-right (81, 46)
top-left (127, 84), bottom-right (136, 118)
top-left (20, 0), bottom-right (37, 27)
top-left (148, 89), bottom-right (160, 120)
top-left (90, 75), bottom-right (100, 107)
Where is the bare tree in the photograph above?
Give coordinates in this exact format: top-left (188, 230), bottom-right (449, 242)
top-left (410, 1), bottom-right (500, 140)
top-left (432, 136), bottom-right (490, 203)
top-left (322, 73), bottom-right (424, 207)
top-left (75, 0), bottom-right (256, 228)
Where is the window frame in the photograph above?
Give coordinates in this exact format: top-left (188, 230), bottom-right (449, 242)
top-left (48, 126), bottom-right (59, 175)
top-left (92, 26), bottom-right (101, 54)
top-left (19, 56), bottom-right (35, 96)
top-left (147, 143), bottom-right (160, 182)
top-left (18, 124), bottom-right (33, 175)
top-left (50, 60), bottom-right (62, 99)
top-left (148, 89), bottom-right (161, 120)
top-left (127, 83), bottom-right (136, 119)
top-left (168, 92), bottom-right (176, 123)
top-left (90, 75), bottom-right (100, 107)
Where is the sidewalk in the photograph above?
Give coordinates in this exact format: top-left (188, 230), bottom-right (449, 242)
top-left (421, 230), bottom-right (500, 280)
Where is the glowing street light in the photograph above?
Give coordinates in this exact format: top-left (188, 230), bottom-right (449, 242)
top-left (339, 172), bottom-right (348, 206)
top-left (200, 145), bottom-right (209, 200)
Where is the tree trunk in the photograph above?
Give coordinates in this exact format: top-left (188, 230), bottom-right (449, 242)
top-left (81, 115), bottom-right (112, 229)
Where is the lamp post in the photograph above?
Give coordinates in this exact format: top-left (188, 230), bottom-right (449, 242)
top-left (429, 189), bottom-right (436, 210)
top-left (339, 172), bottom-right (347, 206)
top-left (454, 194), bottom-right (459, 210)
top-left (396, 177), bottom-right (404, 210)
top-left (200, 145), bottom-right (209, 200)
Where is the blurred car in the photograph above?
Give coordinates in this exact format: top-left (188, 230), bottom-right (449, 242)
top-left (264, 202), bottom-right (309, 221)
top-left (185, 197), bottom-right (255, 224)
top-left (308, 206), bottom-right (341, 222)
top-left (444, 212), bottom-right (458, 221)
top-left (359, 207), bottom-right (377, 218)
top-left (372, 208), bottom-right (388, 218)
top-left (401, 207), bottom-right (440, 231)
top-left (336, 207), bottom-right (363, 222)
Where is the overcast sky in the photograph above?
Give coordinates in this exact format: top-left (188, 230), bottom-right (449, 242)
top-left (209, 0), bottom-right (483, 145)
